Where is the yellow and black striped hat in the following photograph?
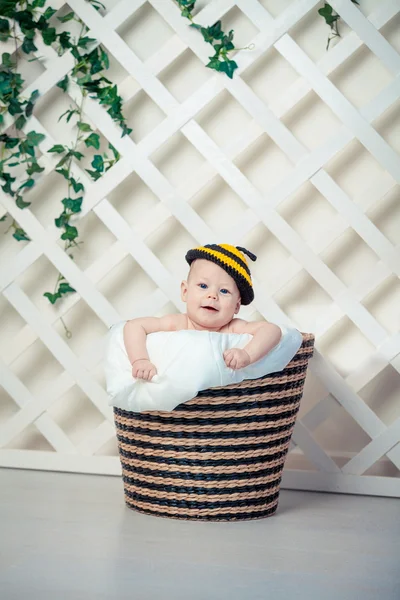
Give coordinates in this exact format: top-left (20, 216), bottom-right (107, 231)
top-left (185, 244), bottom-right (257, 305)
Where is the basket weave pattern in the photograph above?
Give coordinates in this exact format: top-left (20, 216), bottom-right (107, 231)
top-left (114, 333), bottom-right (314, 521)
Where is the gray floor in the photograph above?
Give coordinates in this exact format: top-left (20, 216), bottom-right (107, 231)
top-left (0, 469), bottom-right (399, 600)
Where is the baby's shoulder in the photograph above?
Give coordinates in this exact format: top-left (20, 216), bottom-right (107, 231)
top-left (168, 313), bottom-right (189, 331)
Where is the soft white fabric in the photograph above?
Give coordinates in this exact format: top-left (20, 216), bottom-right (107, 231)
top-left (104, 322), bottom-right (303, 413)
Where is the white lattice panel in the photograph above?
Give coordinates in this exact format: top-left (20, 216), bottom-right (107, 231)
top-left (1, 0), bottom-right (400, 497)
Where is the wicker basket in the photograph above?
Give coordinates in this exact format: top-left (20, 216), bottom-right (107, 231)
top-left (114, 333), bottom-right (314, 521)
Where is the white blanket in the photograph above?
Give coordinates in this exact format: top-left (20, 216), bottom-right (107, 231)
top-left (104, 322), bottom-right (303, 413)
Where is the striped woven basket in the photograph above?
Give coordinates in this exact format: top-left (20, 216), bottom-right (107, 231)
top-left (114, 332), bottom-right (314, 521)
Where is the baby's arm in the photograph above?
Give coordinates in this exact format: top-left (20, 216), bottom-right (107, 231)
top-left (124, 314), bottom-right (185, 380)
top-left (224, 319), bottom-right (282, 370)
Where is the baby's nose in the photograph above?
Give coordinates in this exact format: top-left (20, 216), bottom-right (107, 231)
top-left (207, 289), bottom-right (217, 299)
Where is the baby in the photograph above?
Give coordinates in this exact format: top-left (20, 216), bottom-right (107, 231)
top-left (123, 243), bottom-right (282, 381)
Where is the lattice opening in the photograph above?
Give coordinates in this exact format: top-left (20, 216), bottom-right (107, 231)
top-left (145, 215), bottom-right (197, 276)
top-left (273, 270), bottom-right (333, 331)
top-left (107, 171), bottom-right (161, 228)
top-left (151, 131), bottom-right (207, 188)
top-left (240, 222), bottom-right (292, 287)
top-left (330, 45), bottom-right (394, 109)
top-left (117, 1), bottom-right (175, 62)
top-left (366, 184), bottom-right (400, 245)
top-left (189, 174), bottom-right (247, 230)
top-left (242, 46), bottom-right (300, 109)
top-left (234, 132), bottom-right (294, 194)
top-left (124, 88), bottom-right (166, 143)
top-left (317, 316), bottom-right (377, 378)
top-left (5, 424), bottom-right (56, 452)
top-left (324, 139), bottom-right (387, 201)
top-left (15, 255), bottom-right (61, 310)
top-left (362, 275), bottom-right (400, 335)
top-left (374, 97), bottom-right (400, 156)
top-left (94, 435), bottom-right (119, 456)
top-left (319, 229), bottom-right (380, 288)
top-left (218, 5), bottom-right (260, 48)
top-left (0, 388), bottom-right (19, 423)
top-left (53, 297), bottom-right (109, 356)
top-left (257, 0), bottom-right (293, 19)
top-left (67, 209), bottom-right (117, 270)
top-left (381, 12), bottom-right (400, 53)
top-left (34, 85), bottom-right (81, 142)
top-left (158, 48), bottom-right (213, 103)
top-left (25, 170), bottom-right (68, 229)
top-left (11, 336), bottom-right (64, 396)
top-left (97, 254), bottom-right (158, 314)
top-left (311, 401), bottom-right (373, 456)
top-left (46, 385), bottom-right (105, 445)
top-left (282, 90), bottom-right (342, 151)
top-left (195, 90), bottom-right (254, 149)
top-left (278, 181), bottom-right (343, 251)
top-left (289, 4), bottom-right (352, 61)
top-left (360, 364), bottom-right (400, 426)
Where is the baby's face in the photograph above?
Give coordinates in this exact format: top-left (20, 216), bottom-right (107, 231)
top-left (181, 259), bottom-right (241, 330)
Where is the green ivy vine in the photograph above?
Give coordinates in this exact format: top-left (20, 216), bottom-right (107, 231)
top-left (318, 1), bottom-right (360, 50)
top-left (176, 1), bottom-right (240, 79)
top-left (0, 0), bottom-right (128, 335)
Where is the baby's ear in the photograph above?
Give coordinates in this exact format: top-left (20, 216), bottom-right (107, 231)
top-left (234, 298), bottom-right (241, 314)
top-left (181, 280), bottom-right (188, 302)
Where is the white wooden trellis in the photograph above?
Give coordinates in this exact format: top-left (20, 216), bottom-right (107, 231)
top-left (0, 0), bottom-right (399, 497)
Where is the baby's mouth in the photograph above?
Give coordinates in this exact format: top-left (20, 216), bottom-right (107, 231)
top-left (202, 306), bottom-right (218, 312)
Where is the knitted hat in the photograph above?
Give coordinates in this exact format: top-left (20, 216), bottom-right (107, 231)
top-left (185, 243), bottom-right (257, 305)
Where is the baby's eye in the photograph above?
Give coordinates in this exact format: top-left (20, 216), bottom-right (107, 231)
top-left (199, 283), bottom-right (207, 289)
top-left (220, 288), bottom-right (230, 295)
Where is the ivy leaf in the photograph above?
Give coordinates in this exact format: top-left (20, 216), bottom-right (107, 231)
top-left (22, 36), bottom-right (37, 54)
top-left (108, 143), bottom-right (120, 161)
top-left (32, 0), bottom-right (47, 7)
top-left (26, 130), bottom-right (45, 146)
top-left (43, 291), bottom-right (61, 304)
top-left (42, 27), bottom-right (57, 45)
top-left (15, 114), bottom-right (27, 130)
top-left (61, 224), bottom-right (78, 241)
top-left (26, 162), bottom-right (44, 175)
top-left (219, 59), bottom-right (238, 79)
top-left (77, 121), bottom-right (92, 132)
top-left (16, 195), bottom-right (31, 209)
top-left (12, 227), bottom-right (30, 242)
top-left (48, 144), bottom-right (65, 153)
top-left (58, 11), bottom-right (75, 23)
top-left (78, 36), bottom-right (96, 48)
top-left (55, 213), bottom-right (69, 228)
top-left (91, 154), bottom-right (104, 172)
top-left (58, 31), bottom-right (72, 50)
top-left (8, 97), bottom-right (23, 115)
top-left (100, 47), bottom-right (109, 69)
top-left (18, 178), bottom-right (35, 191)
top-left (2, 52), bottom-right (13, 67)
top-left (62, 197), bottom-right (82, 213)
top-left (4, 137), bottom-right (19, 149)
top-left (70, 150), bottom-right (84, 160)
top-left (43, 7), bottom-right (57, 19)
top-left (55, 168), bottom-right (70, 180)
top-left (0, 214), bottom-right (7, 222)
top-left (70, 177), bottom-right (84, 193)
top-left (58, 282), bottom-right (76, 294)
top-left (120, 122), bottom-right (132, 137)
top-left (206, 57), bottom-right (221, 71)
top-left (85, 168), bottom-right (102, 181)
top-left (0, 18), bottom-right (10, 34)
top-left (56, 75), bottom-right (69, 92)
top-left (84, 132), bottom-right (100, 149)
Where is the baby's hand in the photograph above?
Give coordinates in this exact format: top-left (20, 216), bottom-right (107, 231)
top-left (223, 348), bottom-right (251, 370)
top-left (132, 359), bottom-right (157, 381)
